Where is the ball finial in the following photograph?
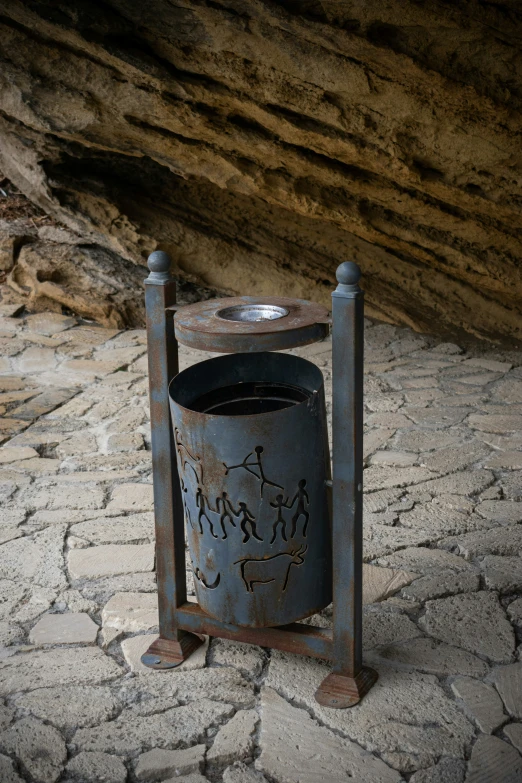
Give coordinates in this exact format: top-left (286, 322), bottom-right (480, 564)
top-left (336, 262), bottom-right (361, 286)
top-left (147, 251), bottom-right (171, 275)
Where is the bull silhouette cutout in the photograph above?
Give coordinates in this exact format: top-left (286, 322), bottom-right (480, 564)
top-left (235, 545), bottom-right (308, 593)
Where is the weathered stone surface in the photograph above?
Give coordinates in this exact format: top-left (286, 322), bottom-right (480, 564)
top-left (102, 592), bottom-right (158, 632)
top-left (135, 746), bottom-right (205, 780)
top-left (68, 544), bottom-right (155, 579)
top-left (29, 612), bottom-right (98, 645)
top-left (369, 638), bottom-right (488, 678)
top-left (442, 526), bottom-right (522, 559)
top-left (466, 735), bottom-right (522, 783)
top-left (0, 753), bottom-right (24, 783)
top-left (14, 685), bottom-right (119, 729)
top-left (363, 564), bottom-right (418, 604)
top-left (370, 450), bottom-right (417, 467)
top-left (481, 556), bottom-right (522, 594)
top-left (491, 663), bottom-right (522, 719)
top-left (0, 647), bottom-right (123, 694)
top-left (0, 446), bottom-right (38, 463)
top-left (475, 501), bottom-right (522, 523)
top-left (66, 752), bottom-right (127, 783)
top-left (74, 700), bottom-right (234, 754)
top-left (106, 484), bottom-right (154, 513)
top-left (399, 504), bottom-right (490, 539)
top-left (0, 716), bottom-right (66, 783)
top-left (504, 724), bottom-right (522, 755)
top-left (210, 639), bottom-right (265, 678)
top-left (364, 608), bottom-right (422, 649)
top-left (70, 514), bottom-right (154, 544)
top-left (501, 471), bottom-right (522, 501)
top-left (402, 571), bottom-right (480, 603)
top-left (0, 622), bottom-right (23, 646)
top-left (0, 525), bottom-right (66, 588)
top-left (28, 484), bottom-right (105, 511)
top-left (378, 547), bottom-right (474, 574)
top-left (414, 470), bottom-right (494, 497)
top-left (419, 592), bottom-right (515, 664)
top-left (223, 762), bottom-right (267, 783)
top-left (409, 758), bottom-right (466, 783)
top-left (266, 655), bottom-right (474, 771)
top-left (363, 466), bottom-right (436, 491)
top-left (420, 441), bottom-right (490, 474)
top-left (451, 677), bottom-right (506, 734)
top-left (507, 598), bottom-right (522, 624)
top-left (403, 407), bottom-right (471, 429)
top-left (258, 688), bottom-right (400, 783)
top-left (468, 414), bottom-right (522, 434)
top-left (208, 710), bottom-right (258, 766)
top-left (118, 667), bottom-right (254, 716)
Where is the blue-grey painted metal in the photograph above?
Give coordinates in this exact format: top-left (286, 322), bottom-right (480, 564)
top-left (144, 251), bottom-right (203, 666)
top-left (169, 351), bottom-right (332, 628)
top-left (331, 262), bottom-right (364, 677)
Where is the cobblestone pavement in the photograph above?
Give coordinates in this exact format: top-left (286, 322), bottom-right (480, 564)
top-left (0, 305), bottom-right (521, 783)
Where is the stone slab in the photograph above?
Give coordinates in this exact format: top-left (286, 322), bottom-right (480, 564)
top-left (101, 592), bottom-right (158, 632)
top-left (491, 663), bottom-right (522, 719)
top-left (29, 612), bottom-right (98, 645)
top-left (0, 716), bottom-right (67, 783)
top-left (451, 676), bottom-right (506, 733)
top-left (135, 745), bottom-right (206, 780)
top-left (14, 685), bottom-right (119, 729)
top-left (257, 688), bottom-right (400, 783)
top-left (207, 709), bottom-right (258, 765)
top-left (0, 647), bottom-right (123, 694)
top-left (368, 638), bottom-right (489, 678)
top-left (466, 735), bottom-right (522, 783)
top-left (419, 591), bottom-right (515, 664)
top-left (66, 751), bottom-right (127, 783)
top-left (68, 544), bottom-right (155, 579)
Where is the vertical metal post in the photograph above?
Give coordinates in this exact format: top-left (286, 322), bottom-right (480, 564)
top-left (315, 262), bottom-right (377, 708)
top-left (141, 251), bottom-right (203, 669)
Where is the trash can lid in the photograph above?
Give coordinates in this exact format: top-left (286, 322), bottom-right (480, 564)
top-left (172, 296), bottom-right (331, 353)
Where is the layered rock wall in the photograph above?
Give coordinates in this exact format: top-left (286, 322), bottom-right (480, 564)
top-left (0, 0), bottom-right (521, 339)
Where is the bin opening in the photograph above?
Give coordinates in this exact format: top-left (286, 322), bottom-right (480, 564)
top-left (190, 381), bottom-right (311, 416)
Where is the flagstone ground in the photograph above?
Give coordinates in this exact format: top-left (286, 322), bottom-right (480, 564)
top-left (0, 305), bottom-right (521, 782)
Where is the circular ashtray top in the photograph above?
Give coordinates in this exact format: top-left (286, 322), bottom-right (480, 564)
top-left (174, 296), bottom-right (331, 353)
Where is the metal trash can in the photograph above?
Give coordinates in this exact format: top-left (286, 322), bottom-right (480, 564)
top-left (141, 252), bottom-right (378, 709)
top-left (169, 350), bottom-right (331, 627)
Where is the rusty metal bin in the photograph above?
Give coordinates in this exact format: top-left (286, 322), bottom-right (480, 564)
top-left (169, 351), bottom-right (332, 628)
top-left (142, 252), bottom-right (377, 709)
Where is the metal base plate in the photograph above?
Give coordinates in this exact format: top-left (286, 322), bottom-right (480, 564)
top-left (315, 667), bottom-right (378, 708)
top-left (140, 633), bottom-right (204, 670)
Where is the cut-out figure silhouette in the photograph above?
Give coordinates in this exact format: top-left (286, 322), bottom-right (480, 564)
top-left (269, 493), bottom-right (292, 544)
top-left (196, 488), bottom-right (218, 538)
top-left (215, 491), bottom-right (238, 539)
top-left (175, 428), bottom-right (203, 487)
top-left (235, 544), bottom-right (308, 593)
top-left (289, 479), bottom-right (310, 537)
top-left (236, 501), bottom-right (262, 543)
top-left (224, 446), bottom-right (283, 497)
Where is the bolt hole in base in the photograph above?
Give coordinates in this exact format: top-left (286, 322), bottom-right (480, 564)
top-left (216, 304), bottom-right (289, 322)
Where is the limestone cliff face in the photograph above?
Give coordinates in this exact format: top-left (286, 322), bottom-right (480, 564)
top-left (0, 0), bottom-right (521, 340)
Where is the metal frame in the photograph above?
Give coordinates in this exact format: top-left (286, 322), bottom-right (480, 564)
top-left (141, 251), bottom-right (377, 707)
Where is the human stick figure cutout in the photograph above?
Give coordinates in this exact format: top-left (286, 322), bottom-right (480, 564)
top-left (215, 491), bottom-right (237, 540)
top-left (235, 544), bottom-right (308, 593)
top-left (224, 446), bottom-right (283, 498)
top-left (289, 479), bottom-right (310, 537)
top-left (237, 501), bottom-right (262, 543)
top-left (175, 428), bottom-right (203, 487)
top-left (269, 493), bottom-right (292, 544)
top-left (196, 488), bottom-right (218, 538)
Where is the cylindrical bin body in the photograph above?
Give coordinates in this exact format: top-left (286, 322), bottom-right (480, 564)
top-left (169, 351), bottom-right (332, 628)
